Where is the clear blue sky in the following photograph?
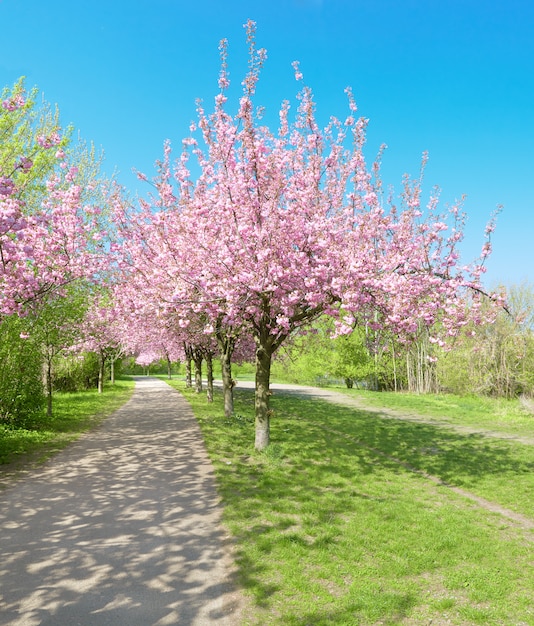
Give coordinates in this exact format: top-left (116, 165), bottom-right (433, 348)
top-left (1, 0), bottom-right (532, 287)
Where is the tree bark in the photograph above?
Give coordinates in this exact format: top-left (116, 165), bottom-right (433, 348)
top-left (216, 325), bottom-right (236, 417)
top-left (184, 343), bottom-right (193, 388)
top-left (206, 350), bottom-right (214, 402)
top-left (98, 351), bottom-right (105, 394)
top-left (220, 350), bottom-right (235, 417)
top-left (45, 355), bottom-right (53, 417)
top-left (193, 348), bottom-right (203, 393)
top-left (254, 335), bottom-right (273, 451)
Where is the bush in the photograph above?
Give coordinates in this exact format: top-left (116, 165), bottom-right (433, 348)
top-left (53, 352), bottom-right (102, 392)
top-left (0, 316), bottom-right (44, 428)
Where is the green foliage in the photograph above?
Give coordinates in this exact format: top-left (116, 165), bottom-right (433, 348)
top-left (53, 352), bottom-right (102, 392)
top-left (329, 326), bottom-right (374, 386)
top-left (273, 317), bottom-right (375, 387)
top-left (0, 316), bottom-right (44, 428)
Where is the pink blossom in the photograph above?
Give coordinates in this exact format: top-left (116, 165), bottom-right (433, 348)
top-left (292, 61), bottom-right (303, 81)
top-left (36, 132), bottom-right (62, 149)
top-left (0, 177), bottom-right (15, 196)
top-left (1, 94), bottom-right (25, 111)
top-left (17, 157), bottom-right (33, 172)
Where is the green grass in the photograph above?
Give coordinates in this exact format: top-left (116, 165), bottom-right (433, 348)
top-left (0, 379), bottom-right (135, 476)
top-left (167, 380), bottom-right (534, 626)
top-left (339, 388), bottom-right (534, 437)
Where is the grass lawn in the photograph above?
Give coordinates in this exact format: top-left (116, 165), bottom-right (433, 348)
top-left (340, 388), bottom-right (534, 438)
top-left (167, 380), bottom-right (534, 626)
top-left (0, 378), bottom-right (135, 481)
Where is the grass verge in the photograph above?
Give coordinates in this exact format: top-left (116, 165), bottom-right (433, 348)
top-left (0, 378), bottom-right (135, 485)
top-left (167, 379), bottom-right (534, 626)
top-left (340, 388), bottom-right (534, 438)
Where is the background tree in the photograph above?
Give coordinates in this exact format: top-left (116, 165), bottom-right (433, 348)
top-left (0, 79), bottom-right (112, 426)
top-left (438, 283), bottom-right (533, 397)
top-left (27, 285), bottom-right (88, 416)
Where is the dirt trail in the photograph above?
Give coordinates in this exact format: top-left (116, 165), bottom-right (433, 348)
top-left (235, 381), bottom-right (534, 534)
top-left (263, 382), bottom-right (534, 446)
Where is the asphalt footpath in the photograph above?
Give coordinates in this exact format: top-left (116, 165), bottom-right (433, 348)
top-left (0, 377), bottom-right (244, 626)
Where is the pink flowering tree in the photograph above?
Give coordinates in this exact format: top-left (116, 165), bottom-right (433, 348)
top-left (77, 292), bottom-right (128, 393)
top-left (0, 79), bottom-right (109, 318)
top-left (112, 174), bottom-right (255, 413)
top-left (123, 22), bottom-right (500, 450)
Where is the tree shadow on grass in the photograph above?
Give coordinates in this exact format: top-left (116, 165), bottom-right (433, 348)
top-left (207, 388), bottom-right (533, 624)
top-left (270, 391), bottom-right (534, 488)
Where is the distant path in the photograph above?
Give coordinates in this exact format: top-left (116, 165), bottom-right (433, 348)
top-left (234, 381), bottom-right (534, 446)
top-left (0, 377), bottom-right (244, 626)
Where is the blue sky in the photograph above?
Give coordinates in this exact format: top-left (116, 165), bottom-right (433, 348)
top-left (1, 0), bottom-right (532, 287)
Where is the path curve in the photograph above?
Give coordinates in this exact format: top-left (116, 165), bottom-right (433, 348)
top-left (234, 381), bottom-right (534, 446)
top-left (0, 377), bottom-right (244, 626)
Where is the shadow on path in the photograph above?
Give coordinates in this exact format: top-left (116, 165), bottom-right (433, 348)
top-left (0, 377), bottom-right (243, 626)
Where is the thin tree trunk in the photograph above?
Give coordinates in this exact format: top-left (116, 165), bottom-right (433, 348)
top-left (167, 356), bottom-right (172, 379)
top-left (220, 350), bottom-right (234, 416)
top-left (392, 340), bottom-right (398, 393)
top-left (185, 359), bottom-right (192, 387)
top-left (46, 356), bottom-right (53, 417)
top-left (184, 343), bottom-right (193, 388)
top-left (110, 357), bottom-right (115, 385)
top-left (98, 352), bottom-right (105, 393)
top-left (206, 351), bottom-right (214, 403)
top-left (193, 348), bottom-right (203, 393)
top-left (216, 327), bottom-right (236, 417)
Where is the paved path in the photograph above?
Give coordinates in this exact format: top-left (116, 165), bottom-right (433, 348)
top-left (0, 377), bottom-right (244, 626)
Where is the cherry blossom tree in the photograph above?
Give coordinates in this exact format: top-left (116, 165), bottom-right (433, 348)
top-left (0, 80), bottom-right (109, 317)
top-left (120, 22), bottom-right (501, 450)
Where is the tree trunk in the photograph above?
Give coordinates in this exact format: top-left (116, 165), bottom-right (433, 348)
top-left (392, 340), bottom-right (398, 393)
top-left (206, 350), bottom-right (214, 403)
top-left (98, 352), bottom-right (105, 394)
top-left (216, 327), bottom-right (236, 417)
top-left (110, 357), bottom-right (115, 385)
top-left (193, 348), bottom-right (203, 393)
top-left (185, 359), bottom-right (192, 387)
top-left (45, 356), bottom-right (53, 417)
top-left (184, 343), bottom-right (193, 388)
top-left (167, 356), bottom-right (172, 379)
top-left (220, 350), bottom-right (234, 417)
top-left (254, 336), bottom-right (273, 451)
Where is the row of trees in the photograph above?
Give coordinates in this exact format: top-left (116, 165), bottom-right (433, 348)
top-left (1, 23), bottom-right (512, 448)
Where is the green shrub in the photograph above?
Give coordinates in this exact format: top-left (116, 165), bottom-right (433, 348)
top-left (0, 316), bottom-right (44, 428)
top-left (53, 352), bottom-right (102, 392)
